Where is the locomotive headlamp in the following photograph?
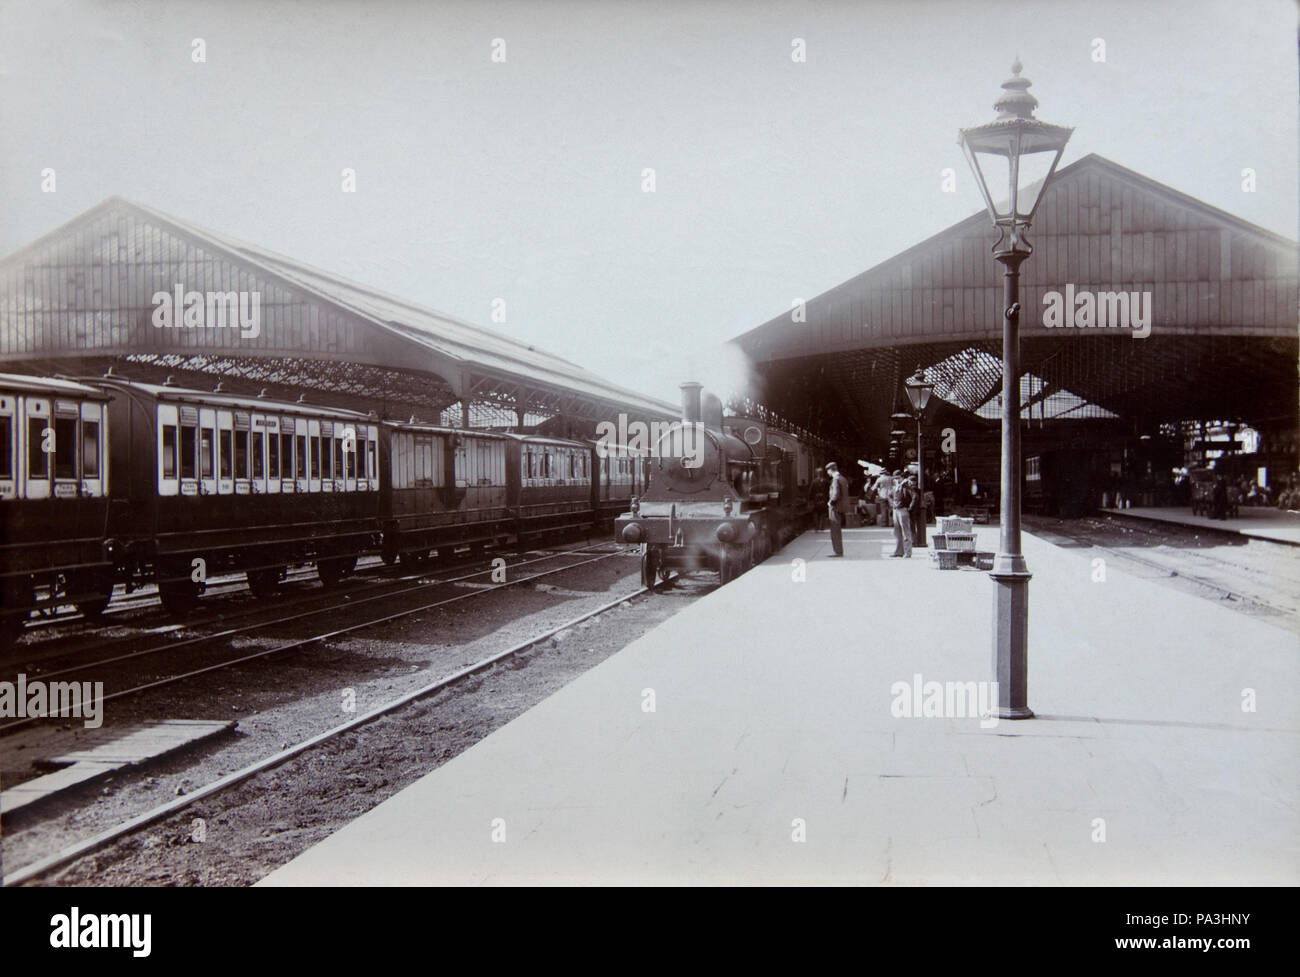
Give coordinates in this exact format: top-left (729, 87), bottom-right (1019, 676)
top-left (621, 522), bottom-right (644, 543)
top-left (630, 496), bottom-right (640, 515)
top-left (715, 522), bottom-right (736, 543)
top-left (722, 496), bottom-right (733, 515)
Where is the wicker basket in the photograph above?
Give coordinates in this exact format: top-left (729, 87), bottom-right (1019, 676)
top-left (930, 549), bottom-right (960, 570)
top-left (974, 551), bottom-right (995, 570)
top-left (946, 533), bottom-right (977, 552)
top-left (939, 516), bottom-right (974, 535)
top-left (931, 533), bottom-right (947, 550)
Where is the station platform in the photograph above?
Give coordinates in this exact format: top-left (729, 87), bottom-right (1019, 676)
top-left (261, 525), bottom-right (1299, 886)
top-left (1108, 505), bottom-right (1300, 545)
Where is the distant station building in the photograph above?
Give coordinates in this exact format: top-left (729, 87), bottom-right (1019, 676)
top-left (732, 154), bottom-right (1299, 509)
top-left (0, 196), bottom-right (676, 435)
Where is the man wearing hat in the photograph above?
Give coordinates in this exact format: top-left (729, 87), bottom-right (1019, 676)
top-left (825, 462), bottom-right (850, 557)
top-left (888, 469), bottom-right (915, 558)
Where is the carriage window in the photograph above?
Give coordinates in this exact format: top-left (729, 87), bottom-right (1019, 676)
top-left (219, 430), bottom-right (232, 478)
top-left (359, 440), bottom-right (369, 481)
top-left (28, 419), bottom-right (49, 478)
top-left (252, 432), bottom-right (264, 479)
top-left (269, 432), bottom-right (281, 478)
top-left (180, 425), bottom-right (196, 479)
top-left (333, 438), bottom-right (344, 478)
top-left (54, 417), bottom-right (77, 478)
top-left (310, 436), bottom-right (321, 479)
top-left (296, 435), bottom-right (307, 478)
top-left (344, 436), bottom-right (356, 479)
top-left (525, 449), bottom-right (533, 478)
top-left (0, 416), bottom-right (12, 479)
top-left (280, 432), bottom-right (293, 478)
top-left (82, 421), bottom-right (100, 478)
top-left (200, 430), bottom-right (215, 478)
top-left (234, 430), bottom-right (248, 478)
top-left (541, 451), bottom-right (550, 478)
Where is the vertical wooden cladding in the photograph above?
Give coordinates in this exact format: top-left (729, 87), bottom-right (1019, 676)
top-left (0, 204), bottom-right (371, 361)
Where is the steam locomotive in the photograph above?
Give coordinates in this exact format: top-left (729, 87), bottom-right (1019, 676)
top-left (615, 382), bottom-right (818, 587)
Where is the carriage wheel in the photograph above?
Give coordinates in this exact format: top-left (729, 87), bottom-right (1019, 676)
top-left (159, 579), bottom-right (200, 618)
top-left (401, 549), bottom-right (430, 569)
top-left (71, 568), bottom-right (114, 619)
top-left (317, 554), bottom-right (357, 589)
top-left (641, 546), bottom-right (659, 590)
top-left (247, 566), bottom-right (286, 598)
top-left (1, 578), bottom-right (32, 652)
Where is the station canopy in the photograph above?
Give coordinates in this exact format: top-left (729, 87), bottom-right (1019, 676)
top-left (731, 155), bottom-right (1299, 449)
top-left (0, 196), bottom-right (677, 428)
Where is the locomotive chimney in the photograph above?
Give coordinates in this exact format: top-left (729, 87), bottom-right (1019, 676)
top-left (680, 381), bottom-right (702, 423)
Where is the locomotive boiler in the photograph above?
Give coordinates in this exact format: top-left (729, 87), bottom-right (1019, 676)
top-left (615, 382), bottom-right (813, 587)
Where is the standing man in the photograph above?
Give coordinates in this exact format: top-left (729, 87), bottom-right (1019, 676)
top-left (825, 462), bottom-right (850, 557)
top-left (889, 469), bottom-right (915, 558)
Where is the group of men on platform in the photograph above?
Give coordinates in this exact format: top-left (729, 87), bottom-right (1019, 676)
top-left (816, 462), bottom-right (917, 559)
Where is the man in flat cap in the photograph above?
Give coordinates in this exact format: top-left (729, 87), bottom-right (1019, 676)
top-left (825, 461), bottom-right (849, 557)
top-left (888, 469), bottom-right (915, 558)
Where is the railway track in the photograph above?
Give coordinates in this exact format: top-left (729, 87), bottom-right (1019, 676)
top-left (7, 538), bottom-right (619, 671)
top-left (1025, 515), bottom-right (1300, 625)
top-left (3, 571), bottom-right (670, 886)
top-left (0, 542), bottom-right (629, 733)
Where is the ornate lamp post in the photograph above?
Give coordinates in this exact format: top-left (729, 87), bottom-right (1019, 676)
top-left (958, 60), bottom-right (1072, 720)
top-left (904, 368), bottom-right (936, 547)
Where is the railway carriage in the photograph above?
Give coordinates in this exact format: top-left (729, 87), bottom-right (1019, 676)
top-left (0, 374), bottom-right (114, 644)
top-left (596, 442), bottom-right (648, 525)
top-left (0, 368), bottom-right (670, 645)
top-left (95, 375), bottom-right (381, 614)
top-left (379, 424), bottom-right (514, 565)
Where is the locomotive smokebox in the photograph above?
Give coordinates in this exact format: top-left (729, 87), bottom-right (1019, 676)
top-left (680, 381), bottom-right (703, 423)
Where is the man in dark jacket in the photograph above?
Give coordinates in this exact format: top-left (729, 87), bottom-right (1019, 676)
top-left (889, 469), bottom-right (915, 558)
top-left (825, 462), bottom-right (850, 557)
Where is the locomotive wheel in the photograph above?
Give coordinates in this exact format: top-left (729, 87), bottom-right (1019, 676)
top-left (247, 566), bottom-right (286, 599)
top-left (317, 555), bottom-right (357, 589)
top-left (718, 545), bottom-right (738, 585)
top-left (641, 546), bottom-right (659, 590)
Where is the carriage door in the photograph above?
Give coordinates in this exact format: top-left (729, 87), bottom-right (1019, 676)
top-left (22, 396), bottom-right (51, 500)
top-left (233, 412), bottom-right (250, 495)
top-left (340, 424), bottom-right (357, 492)
top-left (216, 409), bottom-right (234, 495)
top-left (318, 421), bottom-right (334, 492)
top-left (0, 392), bottom-right (16, 500)
top-left (293, 417), bottom-right (309, 492)
top-left (307, 418), bottom-right (322, 492)
top-left (198, 407), bottom-right (217, 496)
top-left (79, 400), bottom-right (106, 498)
top-left (251, 414), bottom-right (270, 494)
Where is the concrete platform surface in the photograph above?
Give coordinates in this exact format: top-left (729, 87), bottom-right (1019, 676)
top-left (261, 527), bottom-right (1299, 886)
top-left (1112, 506), bottom-right (1300, 545)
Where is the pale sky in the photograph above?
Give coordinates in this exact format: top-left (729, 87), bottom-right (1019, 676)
top-left (2, 0), bottom-right (1296, 404)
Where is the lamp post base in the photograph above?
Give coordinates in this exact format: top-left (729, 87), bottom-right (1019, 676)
top-left (990, 566), bottom-right (1033, 720)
